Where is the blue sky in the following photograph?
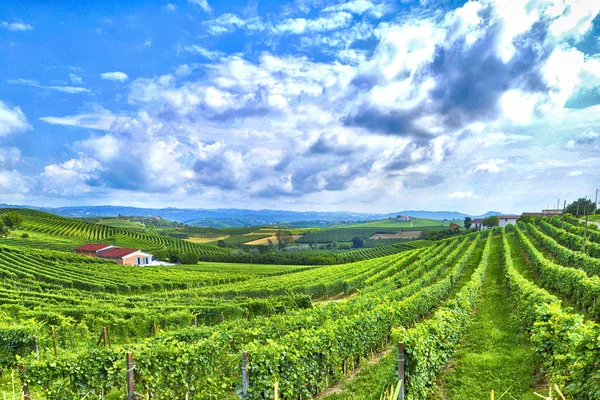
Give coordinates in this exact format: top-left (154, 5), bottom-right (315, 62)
top-left (1, 0), bottom-right (599, 214)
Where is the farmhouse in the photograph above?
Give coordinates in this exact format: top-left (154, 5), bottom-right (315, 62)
top-left (472, 215), bottom-right (519, 230)
top-left (98, 247), bottom-right (153, 266)
top-left (498, 215), bottom-right (519, 227)
top-left (74, 244), bottom-right (153, 265)
top-left (74, 244), bottom-right (115, 257)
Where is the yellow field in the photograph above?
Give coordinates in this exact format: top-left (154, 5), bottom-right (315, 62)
top-left (245, 234), bottom-right (302, 245)
top-left (184, 236), bottom-right (229, 243)
top-left (369, 231), bottom-right (422, 240)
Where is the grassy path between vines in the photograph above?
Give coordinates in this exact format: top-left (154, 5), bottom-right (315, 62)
top-left (322, 236), bottom-right (486, 400)
top-left (432, 234), bottom-right (539, 400)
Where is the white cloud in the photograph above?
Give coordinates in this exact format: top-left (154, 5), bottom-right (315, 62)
top-left (180, 45), bottom-right (223, 60)
top-left (1, 20), bottom-right (33, 31)
top-left (0, 100), bottom-right (31, 136)
top-left (567, 170), bottom-right (583, 177)
top-left (0, 169), bottom-right (30, 195)
top-left (40, 109), bottom-right (129, 131)
top-left (474, 159), bottom-right (505, 173)
top-left (69, 74), bottom-right (83, 84)
top-left (41, 155), bottom-right (103, 194)
top-left (448, 190), bottom-right (480, 199)
top-left (478, 132), bottom-right (532, 147)
top-left (275, 12), bottom-right (353, 34)
top-left (100, 71), bottom-right (129, 82)
top-left (166, 3), bottom-right (177, 11)
top-left (188, 0), bottom-right (211, 12)
top-left (7, 78), bottom-right (89, 94)
top-left (322, 0), bottom-right (382, 16)
top-left (0, 147), bottom-right (21, 167)
top-left (204, 14), bottom-right (251, 35)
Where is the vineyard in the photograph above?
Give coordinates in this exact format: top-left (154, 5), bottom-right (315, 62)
top-left (14, 209), bottom-right (230, 257)
top-left (0, 212), bottom-right (599, 399)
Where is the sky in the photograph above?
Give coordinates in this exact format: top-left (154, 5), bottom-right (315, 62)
top-left (0, 0), bottom-right (599, 215)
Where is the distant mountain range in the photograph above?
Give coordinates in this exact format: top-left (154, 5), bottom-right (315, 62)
top-left (2, 204), bottom-right (504, 227)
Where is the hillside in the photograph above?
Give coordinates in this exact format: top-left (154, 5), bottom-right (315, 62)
top-left (1, 216), bottom-right (598, 398)
top-left (0, 208), bottom-right (229, 258)
top-left (0, 204), bottom-right (505, 227)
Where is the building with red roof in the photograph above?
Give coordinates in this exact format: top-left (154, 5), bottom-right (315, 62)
top-left (74, 244), bottom-right (152, 265)
top-left (74, 244), bottom-right (114, 257)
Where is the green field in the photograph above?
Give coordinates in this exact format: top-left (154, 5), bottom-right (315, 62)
top-left (96, 218), bottom-right (146, 230)
top-left (1, 211), bottom-right (599, 399)
top-left (335, 217), bottom-right (455, 229)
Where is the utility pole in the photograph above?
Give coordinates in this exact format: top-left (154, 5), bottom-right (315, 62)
top-left (595, 189), bottom-right (598, 215)
top-left (562, 200), bottom-right (566, 229)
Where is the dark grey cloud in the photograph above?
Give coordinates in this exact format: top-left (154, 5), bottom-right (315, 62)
top-left (402, 173), bottom-right (445, 189)
top-left (343, 106), bottom-right (430, 137)
top-left (344, 7), bottom-right (554, 138)
top-left (307, 133), bottom-right (365, 155)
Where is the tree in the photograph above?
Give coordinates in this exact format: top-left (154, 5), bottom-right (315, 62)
top-left (275, 230), bottom-right (294, 250)
top-left (464, 217), bottom-right (472, 229)
top-left (566, 198), bottom-right (596, 217)
top-left (2, 212), bottom-right (22, 229)
top-left (180, 252), bottom-right (199, 265)
top-left (351, 237), bottom-right (364, 248)
top-left (482, 215), bottom-right (499, 228)
top-left (0, 221), bottom-right (9, 238)
top-left (217, 239), bottom-right (227, 248)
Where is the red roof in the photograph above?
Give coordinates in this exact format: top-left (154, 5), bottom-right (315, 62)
top-left (98, 248), bottom-right (140, 258)
top-left (74, 244), bottom-right (112, 252)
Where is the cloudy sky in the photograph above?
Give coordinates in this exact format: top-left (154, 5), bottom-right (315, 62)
top-left (1, 0), bottom-right (599, 214)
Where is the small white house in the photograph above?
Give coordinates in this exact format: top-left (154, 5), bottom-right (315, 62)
top-left (498, 215), bottom-right (519, 228)
top-left (472, 215), bottom-right (519, 230)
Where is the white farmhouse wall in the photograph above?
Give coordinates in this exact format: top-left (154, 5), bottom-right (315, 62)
top-left (498, 217), bottom-right (518, 228)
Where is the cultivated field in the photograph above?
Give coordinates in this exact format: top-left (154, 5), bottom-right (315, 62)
top-left (0, 209), bottom-right (599, 399)
top-left (369, 231), bottom-right (421, 240)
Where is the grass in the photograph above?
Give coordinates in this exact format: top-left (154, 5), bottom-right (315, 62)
top-left (433, 234), bottom-right (539, 400)
top-left (322, 350), bottom-right (397, 400)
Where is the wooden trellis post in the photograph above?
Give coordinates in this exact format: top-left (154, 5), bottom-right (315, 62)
top-left (51, 327), bottom-right (58, 356)
top-left (105, 325), bottom-right (111, 348)
top-left (397, 342), bottom-right (405, 400)
top-left (273, 381), bottom-right (279, 400)
top-left (126, 352), bottom-right (136, 400)
top-left (32, 336), bottom-right (39, 360)
top-left (19, 363), bottom-right (31, 400)
top-left (241, 351), bottom-right (249, 399)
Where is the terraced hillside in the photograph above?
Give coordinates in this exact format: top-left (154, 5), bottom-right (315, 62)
top-left (10, 208), bottom-right (230, 256)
